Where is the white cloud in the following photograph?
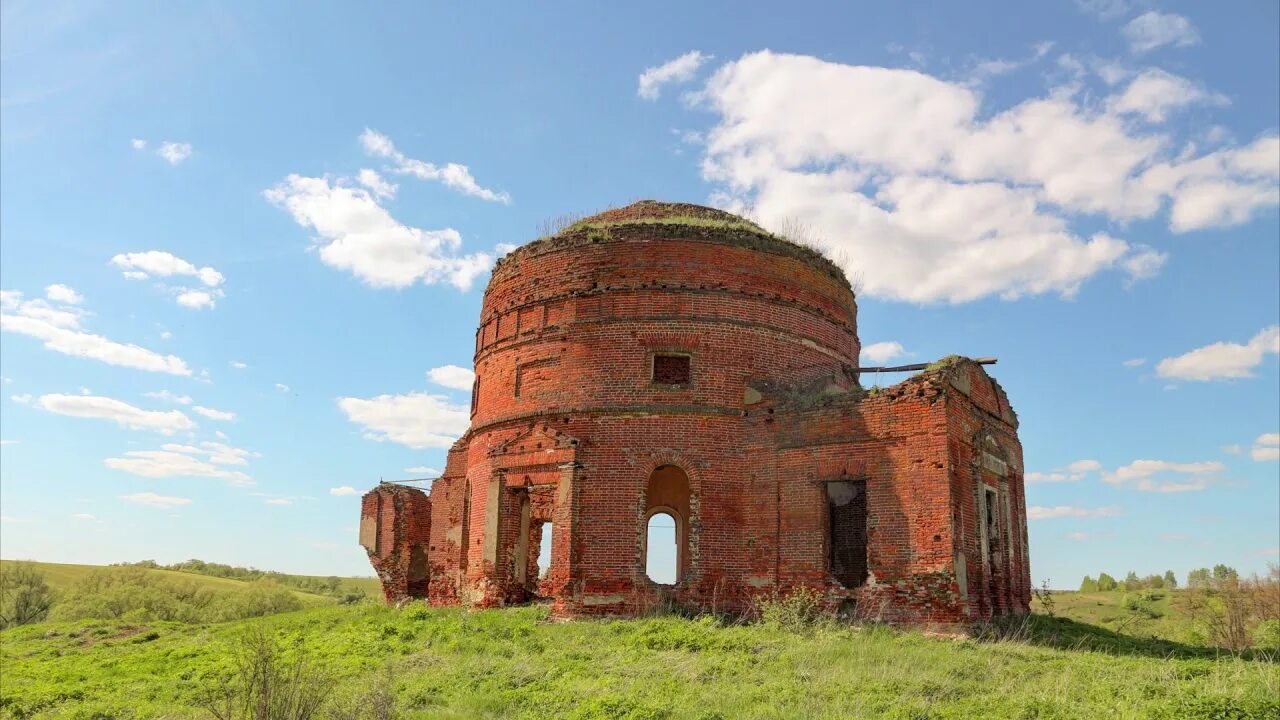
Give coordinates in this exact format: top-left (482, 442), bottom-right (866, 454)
top-left (144, 390), bottom-right (192, 405)
top-left (638, 50), bottom-right (711, 100)
top-left (111, 251), bottom-right (224, 287)
top-left (1028, 505), bottom-right (1121, 520)
top-left (690, 51), bottom-right (1277, 304)
top-left (264, 498), bottom-right (292, 506)
top-left (357, 169), bottom-right (397, 200)
top-left (192, 405), bottom-right (236, 422)
top-left (1222, 444), bottom-right (1243, 455)
top-left (120, 491), bottom-right (192, 508)
top-left (106, 447), bottom-right (254, 485)
top-left (359, 129), bottom-right (510, 203)
top-left (1156, 325), bottom-right (1279, 381)
top-left (427, 364), bottom-right (475, 391)
top-left (11, 394), bottom-right (32, 404)
top-left (1123, 11), bottom-right (1200, 54)
top-left (230, 361), bottom-right (247, 369)
top-left (264, 173), bottom-right (493, 290)
top-left (404, 466), bottom-right (439, 476)
top-left (131, 138), bottom-right (148, 150)
top-left (44, 284), bottom-right (83, 305)
top-left (337, 391), bottom-right (469, 449)
top-left (1066, 531), bottom-right (1092, 541)
top-left (329, 486), bottom-right (359, 497)
top-left (176, 290), bottom-right (218, 310)
top-left (275, 383), bottom-right (290, 392)
top-left (1, 289), bottom-right (191, 375)
top-left (1109, 69), bottom-right (1227, 122)
top-left (1102, 459), bottom-right (1224, 492)
top-left (161, 441), bottom-right (258, 466)
top-left (859, 341), bottom-right (907, 365)
top-left (1026, 458), bottom-right (1102, 483)
top-left (37, 393), bottom-right (195, 435)
top-left (1122, 357), bottom-right (1146, 367)
top-left (1252, 433), bottom-right (1280, 462)
top-left (159, 330), bottom-right (172, 340)
top-left (156, 141), bottom-right (193, 165)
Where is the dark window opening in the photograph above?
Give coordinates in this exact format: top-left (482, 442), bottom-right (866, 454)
top-left (470, 377), bottom-right (480, 416)
top-left (653, 354), bottom-right (691, 385)
top-left (407, 544), bottom-right (429, 598)
top-left (827, 480), bottom-right (867, 588)
top-left (984, 487), bottom-right (1000, 558)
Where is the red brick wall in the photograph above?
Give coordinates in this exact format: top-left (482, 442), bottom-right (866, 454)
top-left (361, 207), bottom-right (1029, 625)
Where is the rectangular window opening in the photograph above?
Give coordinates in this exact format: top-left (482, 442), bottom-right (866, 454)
top-left (827, 480), bottom-right (868, 588)
top-left (652, 354), bottom-right (691, 385)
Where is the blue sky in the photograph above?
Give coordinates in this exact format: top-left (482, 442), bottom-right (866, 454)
top-left (1, 0), bottom-right (1276, 586)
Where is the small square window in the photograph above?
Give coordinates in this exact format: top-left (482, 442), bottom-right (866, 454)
top-left (653, 354), bottom-right (691, 385)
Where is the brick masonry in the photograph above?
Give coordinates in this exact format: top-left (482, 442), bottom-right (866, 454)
top-left (360, 201), bottom-right (1031, 624)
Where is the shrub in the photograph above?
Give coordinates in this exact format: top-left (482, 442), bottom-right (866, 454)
top-left (200, 627), bottom-right (332, 720)
top-left (50, 568), bottom-right (303, 624)
top-left (1253, 619), bottom-right (1280, 651)
top-left (0, 562), bottom-right (54, 629)
top-left (756, 586), bottom-right (828, 631)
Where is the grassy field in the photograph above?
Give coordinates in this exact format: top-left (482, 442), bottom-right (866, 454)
top-left (0, 560), bottom-right (378, 603)
top-left (1, 603), bottom-right (1276, 719)
top-left (1034, 588), bottom-right (1209, 646)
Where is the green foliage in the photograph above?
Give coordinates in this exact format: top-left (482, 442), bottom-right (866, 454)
top-left (199, 627), bottom-right (333, 720)
top-left (1254, 619), bottom-right (1280, 651)
top-left (50, 567), bottom-right (304, 624)
top-left (1124, 571), bottom-right (1141, 591)
top-left (1079, 575), bottom-right (1099, 592)
top-left (135, 559), bottom-right (374, 601)
top-left (1188, 567), bottom-right (1212, 589)
top-left (1164, 570), bottom-right (1178, 589)
top-left (1097, 572), bottom-right (1119, 591)
top-left (0, 562), bottom-right (54, 629)
top-left (755, 586), bottom-right (829, 631)
top-left (1, 604), bottom-right (1276, 719)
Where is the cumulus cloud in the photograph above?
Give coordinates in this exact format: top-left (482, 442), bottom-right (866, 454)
top-left (105, 445), bottom-right (254, 486)
top-left (359, 129), bottom-right (509, 203)
top-left (1108, 69), bottom-right (1227, 122)
top-left (110, 251), bottom-right (223, 286)
top-left (1156, 325), bottom-right (1279, 381)
top-left (1, 289), bottom-right (190, 375)
top-left (357, 169), bottom-right (397, 200)
top-left (160, 441), bottom-right (258, 466)
top-left (176, 290), bottom-right (218, 310)
top-left (275, 383), bottom-right (290, 392)
top-left (132, 139), bottom-right (193, 164)
top-left (191, 405), bottom-right (236, 422)
top-left (120, 491), bottom-right (192, 508)
top-left (1027, 505), bottom-right (1121, 520)
top-left (638, 50), bottom-right (711, 100)
top-left (1026, 458), bottom-right (1102, 483)
top-left (264, 174), bottom-right (493, 290)
top-left (1102, 459), bottom-right (1224, 492)
top-left (1252, 433), bottom-right (1280, 462)
top-left (44, 284), bottom-right (83, 304)
top-left (859, 341), bottom-right (907, 365)
top-left (427, 364), bottom-right (475, 391)
top-left (404, 466), bottom-right (440, 476)
top-left (37, 393), bottom-right (195, 435)
top-left (1123, 11), bottom-right (1200, 54)
top-left (329, 486), bottom-right (359, 496)
top-left (684, 51), bottom-right (1277, 303)
top-left (337, 391), bottom-right (469, 449)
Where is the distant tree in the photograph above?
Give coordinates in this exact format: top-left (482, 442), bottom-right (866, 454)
top-left (1187, 568), bottom-right (1211, 589)
top-left (1097, 572), bottom-right (1119, 591)
top-left (1124, 571), bottom-right (1141, 591)
top-left (1163, 570), bottom-right (1178, 590)
top-left (0, 562), bottom-right (55, 628)
top-left (1144, 574), bottom-right (1164, 589)
top-left (1079, 576), bottom-right (1099, 592)
top-left (1213, 565), bottom-right (1238, 583)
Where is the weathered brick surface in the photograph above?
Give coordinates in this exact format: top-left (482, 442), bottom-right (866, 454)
top-left (361, 201), bottom-right (1031, 623)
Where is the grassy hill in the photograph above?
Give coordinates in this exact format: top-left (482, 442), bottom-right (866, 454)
top-left (0, 560), bottom-right (379, 603)
top-left (1, 604), bottom-right (1276, 719)
top-left (1035, 588), bottom-right (1212, 646)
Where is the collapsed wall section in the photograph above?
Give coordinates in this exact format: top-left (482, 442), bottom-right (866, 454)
top-left (360, 484), bottom-right (432, 603)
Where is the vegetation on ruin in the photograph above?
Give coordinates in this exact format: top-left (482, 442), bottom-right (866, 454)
top-left (2, 564), bottom-right (1277, 719)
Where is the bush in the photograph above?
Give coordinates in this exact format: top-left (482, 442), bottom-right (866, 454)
top-left (1253, 619), bottom-right (1280, 651)
top-left (0, 562), bottom-right (54, 629)
top-left (50, 568), bottom-right (303, 624)
top-left (200, 627), bottom-right (332, 720)
top-left (756, 586), bottom-right (828, 631)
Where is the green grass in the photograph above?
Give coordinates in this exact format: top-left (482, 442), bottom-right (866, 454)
top-left (1035, 589), bottom-right (1206, 646)
top-left (2, 604), bottom-right (1275, 720)
top-left (0, 560), bottom-right (378, 604)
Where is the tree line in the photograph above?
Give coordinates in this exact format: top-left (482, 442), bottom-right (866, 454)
top-left (121, 559), bottom-right (367, 604)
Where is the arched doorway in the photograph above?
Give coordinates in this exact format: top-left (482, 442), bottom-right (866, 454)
top-left (643, 465), bottom-right (690, 584)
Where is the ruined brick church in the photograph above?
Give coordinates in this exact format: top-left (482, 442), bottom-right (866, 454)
top-left (360, 201), bottom-right (1031, 623)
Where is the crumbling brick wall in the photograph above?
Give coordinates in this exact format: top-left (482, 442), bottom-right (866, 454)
top-left (360, 484), bottom-right (431, 603)
top-left (359, 201), bottom-right (1030, 624)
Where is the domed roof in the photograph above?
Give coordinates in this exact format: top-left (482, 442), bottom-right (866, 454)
top-left (569, 200), bottom-right (767, 233)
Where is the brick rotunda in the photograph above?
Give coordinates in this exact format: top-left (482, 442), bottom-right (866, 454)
top-left (360, 201), bottom-right (1030, 623)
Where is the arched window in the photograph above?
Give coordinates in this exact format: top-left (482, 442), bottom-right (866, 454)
top-left (643, 465), bottom-right (690, 584)
top-left (645, 511), bottom-right (678, 584)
